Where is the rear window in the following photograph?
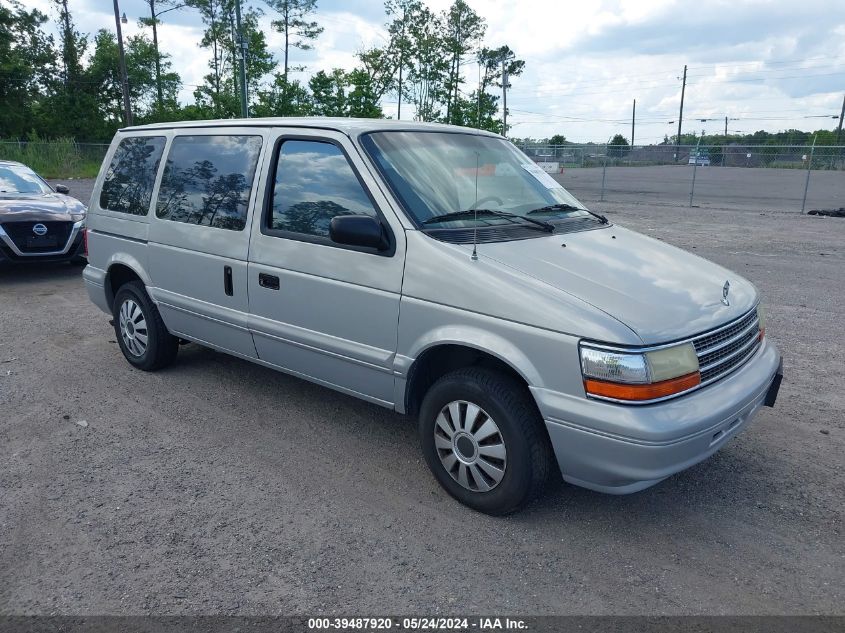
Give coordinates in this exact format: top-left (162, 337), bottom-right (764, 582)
top-left (99, 136), bottom-right (166, 215)
top-left (155, 135), bottom-right (262, 231)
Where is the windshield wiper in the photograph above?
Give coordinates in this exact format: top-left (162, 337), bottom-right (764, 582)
top-left (527, 203), bottom-right (608, 224)
top-left (422, 208), bottom-right (555, 232)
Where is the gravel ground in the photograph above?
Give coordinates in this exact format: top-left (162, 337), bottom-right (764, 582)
top-left (0, 178), bottom-right (843, 615)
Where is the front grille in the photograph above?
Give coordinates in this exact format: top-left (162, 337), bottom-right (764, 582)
top-left (1, 221), bottom-right (73, 253)
top-left (692, 308), bottom-right (761, 384)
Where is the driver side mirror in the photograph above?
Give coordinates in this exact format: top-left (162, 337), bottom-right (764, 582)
top-left (54, 184), bottom-right (70, 194)
top-left (329, 215), bottom-right (389, 251)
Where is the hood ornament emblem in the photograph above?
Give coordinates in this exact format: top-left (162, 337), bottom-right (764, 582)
top-left (721, 280), bottom-right (731, 306)
top-left (32, 223), bottom-right (48, 236)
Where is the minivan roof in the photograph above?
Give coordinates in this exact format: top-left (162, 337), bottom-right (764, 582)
top-left (120, 116), bottom-right (502, 138)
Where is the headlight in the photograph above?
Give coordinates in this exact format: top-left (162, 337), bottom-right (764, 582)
top-left (580, 343), bottom-right (700, 402)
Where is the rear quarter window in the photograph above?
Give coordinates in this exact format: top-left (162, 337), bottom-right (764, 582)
top-left (155, 135), bottom-right (263, 231)
top-left (99, 136), bottom-right (166, 215)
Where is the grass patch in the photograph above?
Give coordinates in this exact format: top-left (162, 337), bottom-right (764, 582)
top-left (0, 139), bottom-right (107, 179)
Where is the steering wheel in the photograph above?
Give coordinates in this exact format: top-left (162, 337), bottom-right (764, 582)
top-left (471, 195), bottom-right (504, 209)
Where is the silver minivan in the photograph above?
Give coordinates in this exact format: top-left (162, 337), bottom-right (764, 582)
top-left (83, 118), bottom-right (782, 514)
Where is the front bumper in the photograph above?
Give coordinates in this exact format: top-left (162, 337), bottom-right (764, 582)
top-left (531, 338), bottom-right (782, 494)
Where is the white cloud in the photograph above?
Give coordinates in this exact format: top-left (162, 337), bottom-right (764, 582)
top-left (26, 0), bottom-right (845, 141)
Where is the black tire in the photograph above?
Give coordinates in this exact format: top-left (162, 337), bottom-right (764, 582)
top-left (418, 367), bottom-right (556, 515)
top-left (69, 256), bottom-right (87, 266)
top-left (112, 280), bottom-right (178, 371)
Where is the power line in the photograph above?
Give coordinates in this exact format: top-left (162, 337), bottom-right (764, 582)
top-left (504, 67), bottom-right (845, 102)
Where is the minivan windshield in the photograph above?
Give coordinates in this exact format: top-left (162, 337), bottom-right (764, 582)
top-left (361, 131), bottom-right (590, 228)
top-left (0, 164), bottom-right (52, 194)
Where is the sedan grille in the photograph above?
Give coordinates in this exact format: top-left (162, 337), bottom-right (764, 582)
top-left (692, 308), bottom-right (761, 385)
top-left (1, 221), bottom-right (73, 253)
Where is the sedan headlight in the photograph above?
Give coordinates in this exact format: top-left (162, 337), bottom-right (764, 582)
top-left (580, 342), bottom-right (700, 402)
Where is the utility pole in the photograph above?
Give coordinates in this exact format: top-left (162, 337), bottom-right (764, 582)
top-left (145, 2), bottom-right (184, 111)
top-left (724, 115), bottom-right (728, 137)
top-left (476, 61), bottom-right (482, 129)
top-left (397, 7), bottom-right (406, 120)
top-left (149, 0), bottom-right (163, 109)
top-left (689, 133), bottom-right (702, 207)
top-left (113, 0), bottom-right (133, 126)
top-left (834, 94), bottom-right (845, 169)
top-left (452, 11), bottom-right (461, 125)
top-left (502, 59), bottom-right (508, 136)
top-left (234, 0), bottom-right (248, 118)
top-left (675, 64), bottom-right (687, 162)
top-left (631, 99), bottom-right (636, 147)
top-left (802, 135), bottom-right (817, 213)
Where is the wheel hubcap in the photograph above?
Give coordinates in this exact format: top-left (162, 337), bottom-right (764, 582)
top-left (434, 400), bottom-right (507, 492)
top-left (118, 298), bottom-right (148, 357)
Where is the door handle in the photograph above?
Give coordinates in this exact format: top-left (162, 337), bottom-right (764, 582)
top-left (259, 273), bottom-right (280, 290)
top-left (223, 266), bottom-right (233, 296)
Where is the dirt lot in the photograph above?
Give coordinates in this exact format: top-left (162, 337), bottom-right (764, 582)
top-left (1, 178), bottom-right (843, 615)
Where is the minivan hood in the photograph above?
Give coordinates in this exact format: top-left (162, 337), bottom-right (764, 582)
top-left (0, 193), bottom-right (86, 223)
top-left (477, 225), bottom-right (757, 344)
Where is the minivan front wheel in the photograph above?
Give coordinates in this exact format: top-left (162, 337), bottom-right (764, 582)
top-left (419, 367), bottom-right (555, 515)
top-left (112, 281), bottom-right (178, 371)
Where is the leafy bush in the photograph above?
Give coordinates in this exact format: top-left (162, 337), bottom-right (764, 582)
top-left (0, 137), bottom-right (106, 178)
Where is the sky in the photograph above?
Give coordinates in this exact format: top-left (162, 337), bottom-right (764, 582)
top-left (25, 0), bottom-right (845, 143)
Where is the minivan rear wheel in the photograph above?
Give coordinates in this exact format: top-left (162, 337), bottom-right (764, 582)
top-left (112, 280), bottom-right (178, 371)
top-left (418, 367), bottom-right (555, 515)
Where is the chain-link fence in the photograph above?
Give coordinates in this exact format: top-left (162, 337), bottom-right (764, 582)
top-left (0, 140), bottom-right (109, 180)
top-left (2, 139), bottom-right (842, 213)
top-left (517, 143), bottom-right (845, 212)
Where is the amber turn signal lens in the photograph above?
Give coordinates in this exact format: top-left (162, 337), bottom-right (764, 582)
top-left (584, 371), bottom-right (701, 401)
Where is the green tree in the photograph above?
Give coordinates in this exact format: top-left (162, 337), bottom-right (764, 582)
top-left (444, 45), bottom-right (526, 132)
top-left (355, 47), bottom-right (397, 107)
top-left (86, 30), bottom-right (181, 131)
top-left (441, 0), bottom-right (485, 125)
top-left (404, 2), bottom-right (448, 122)
top-left (138, 0), bottom-right (183, 112)
top-left (384, 0), bottom-right (415, 118)
top-left (253, 75), bottom-right (311, 115)
top-left (478, 45), bottom-right (523, 93)
top-left (188, 0), bottom-right (275, 118)
top-left (238, 7), bottom-right (277, 100)
top-left (265, 0), bottom-right (322, 82)
top-left (345, 67), bottom-right (385, 118)
top-left (608, 133), bottom-right (630, 157)
top-left (252, 50), bottom-right (315, 117)
top-left (457, 90), bottom-right (499, 132)
top-left (40, 0), bottom-right (99, 138)
top-left (187, 0), bottom-right (233, 116)
top-left (309, 69), bottom-right (346, 116)
top-left (473, 45), bottom-right (524, 131)
top-left (548, 134), bottom-right (566, 145)
top-left (54, 0), bottom-right (86, 86)
top-left (0, 1), bottom-right (57, 138)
